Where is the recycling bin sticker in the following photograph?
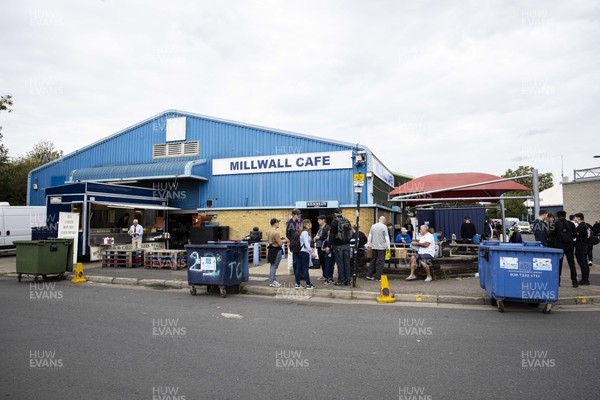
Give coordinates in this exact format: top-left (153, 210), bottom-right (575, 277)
top-left (499, 257), bottom-right (518, 270)
top-left (533, 258), bottom-right (552, 271)
top-left (201, 257), bottom-right (217, 272)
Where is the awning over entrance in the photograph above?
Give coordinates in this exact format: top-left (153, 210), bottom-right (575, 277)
top-left (90, 201), bottom-right (180, 211)
top-left (67, 160), bottom-right (208, 183)
top-left (388, 172), bottom-right (531, 204)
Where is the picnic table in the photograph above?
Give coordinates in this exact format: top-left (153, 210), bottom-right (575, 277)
top-left (447, 242), bottom-right (480, 256)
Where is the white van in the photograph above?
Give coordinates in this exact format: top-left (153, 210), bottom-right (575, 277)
top-left (0, 203), bottom-right (47, 254)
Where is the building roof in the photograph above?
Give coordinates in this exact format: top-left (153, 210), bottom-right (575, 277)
top-left (389, 172), bottom-right (531, 203)
top-left (30, 109), bottom-right (374, 175)
top-left (523, 184), bottom-right (563, 207)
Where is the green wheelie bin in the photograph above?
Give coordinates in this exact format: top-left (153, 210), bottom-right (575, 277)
top-left (14, 239), bottom-right (74, 282)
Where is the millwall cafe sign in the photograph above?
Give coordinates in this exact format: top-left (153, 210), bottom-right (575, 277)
top-left (212, 151), bottom-right (353, 175)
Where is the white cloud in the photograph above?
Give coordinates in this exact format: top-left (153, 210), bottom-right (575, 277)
top-left (0, 0), bottom-right (598, 185)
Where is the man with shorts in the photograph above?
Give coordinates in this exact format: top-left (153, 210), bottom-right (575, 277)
top-left (405, 224), bottom-right (435, 282)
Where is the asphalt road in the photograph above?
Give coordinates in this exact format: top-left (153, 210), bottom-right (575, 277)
top-left (0, 277), bottom-right (599, 400)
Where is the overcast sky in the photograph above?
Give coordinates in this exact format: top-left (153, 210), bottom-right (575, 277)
top-left (1, 0), bottom-right (599, 185)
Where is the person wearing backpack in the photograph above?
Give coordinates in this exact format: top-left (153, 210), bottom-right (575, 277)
top-left (550, 211), bottom-right (579, 288)
top-left (573, 213), bottom-right (591, 285)
top-left (294, 219), bottom-right (317, 290)
top-left (327, 208), bottom-right (353, 286)
top-left (286, 209), bottom-right (302, 276)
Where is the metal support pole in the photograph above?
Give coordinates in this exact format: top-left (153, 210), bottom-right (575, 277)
top-left (532, 168), bottom-right (540, 219)
top-left (352, 191), bottom-right (360, 288)
top-left (500, 194), bottom-right (506, 242)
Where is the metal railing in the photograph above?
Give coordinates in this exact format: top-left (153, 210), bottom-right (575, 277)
top-left (574, 167), bottom-right (600, 180)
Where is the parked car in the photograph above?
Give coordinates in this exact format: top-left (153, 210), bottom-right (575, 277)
top-left (504, 218), bottom-right (520, 233)
top-left (517, 221), bottom-right (531, 234)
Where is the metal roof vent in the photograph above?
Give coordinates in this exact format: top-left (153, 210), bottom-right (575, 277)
top-left (153, 141), bottom-right (199, 159)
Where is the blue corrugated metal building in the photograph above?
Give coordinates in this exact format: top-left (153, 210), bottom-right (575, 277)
top-left (28, 110), bottom-right (410, 241)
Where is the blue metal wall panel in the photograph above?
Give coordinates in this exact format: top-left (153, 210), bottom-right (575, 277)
top-left (433, 207), bottom-right (486, 240)
top-left (29, 111), bottom-right (371, 208)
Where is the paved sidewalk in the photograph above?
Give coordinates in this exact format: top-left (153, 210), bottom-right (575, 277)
top-left (1, 253), bottom-right (599, 305)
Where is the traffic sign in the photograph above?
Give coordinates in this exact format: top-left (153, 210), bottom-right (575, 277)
top-left (353, 173), bottom-right (365, 187)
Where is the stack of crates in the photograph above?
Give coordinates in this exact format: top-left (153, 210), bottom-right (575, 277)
top-left (144, 250), bottom-right (187, 270)
top-left (101, 249), bottom-right (144, 268)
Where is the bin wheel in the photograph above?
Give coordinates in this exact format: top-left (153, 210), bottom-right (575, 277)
top-left (206, 285), bottom-right (212, 293)
top-left (42, 275), bottom-right (47, 280)
top-left (490, 298), bottom-right (497, 307)
top-left (543, 304), bottom-right (552, 314)
top-left (17, 274), bottom-right (21, 282)
top-left (34, 275), bottom-right (38, 282)
top-left (190, 286), bottom-right (197, 296)
top-left (236, 285), bottom-right (242, 294)
top-left (219, 287), bottom-right (227, 298)
top-left (497, 300), bottom-right (505, 313)
top-left (56, 273), bottom-right (65, 281)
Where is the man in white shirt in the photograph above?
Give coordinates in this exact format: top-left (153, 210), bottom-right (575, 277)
top-left (365, 216), bottom-right (391, 281)
top-left (128, 219), bottom-right (143, 249)
top-left (406, 225), bottom-right (435, 282)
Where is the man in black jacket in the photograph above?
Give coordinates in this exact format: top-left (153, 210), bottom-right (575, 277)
top-left (532, 210), bottom-right (549, 246)
top-left (573, 213), bottom-right (590, 285)
top-left (483, 218), bottom-right (494, 240)
top-left (460, 216), bottom-right (477, 242)
top-left (327, 209), bottom-right (352, 286)
top-left (286, 209), bottom-right (302, 276)
top-left (550, 211), bottom-right (579, 287)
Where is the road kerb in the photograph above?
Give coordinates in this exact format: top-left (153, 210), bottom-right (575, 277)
top-left (112, 277), bottom-right (140, 286)
top-left (138, 279), bottom-right (166, 287)
top-left (85, 275), bottom-right (114, 284)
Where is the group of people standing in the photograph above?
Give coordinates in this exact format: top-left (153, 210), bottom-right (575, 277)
top-left (266, 210), bottom-right (437, 289)
top-left (532, 210), bottom-right (596, 287)
top-left (267, 208), bottom-right (354, 289)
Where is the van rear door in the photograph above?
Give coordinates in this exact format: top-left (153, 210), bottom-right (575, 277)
top-left (0, 209), bottom-right (5, 247)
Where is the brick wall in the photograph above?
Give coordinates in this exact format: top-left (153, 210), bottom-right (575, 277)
top-left (563, 179), bottom-right (600, 224)
top-left (208, 207), bottom-right (385, 240)
top-left (209, 209), bottom-right (291, 240)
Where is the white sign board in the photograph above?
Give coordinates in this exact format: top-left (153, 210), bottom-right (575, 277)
top-left (166, 117), bottom-right (186, 142)
top-left (212, 150), bottom-right (353, 176)
top-left (58, 212), bottom-right (80, 265)
top-left (372, 158), bottom-right (395, 188)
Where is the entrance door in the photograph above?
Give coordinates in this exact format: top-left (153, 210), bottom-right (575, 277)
top-left (299, 208), bottom-right (336, 236)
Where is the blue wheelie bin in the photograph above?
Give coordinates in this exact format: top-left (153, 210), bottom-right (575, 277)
top-left (185, 241), bottom-right (249, 297)
top-left (478, 241), bottom-right (562, 313)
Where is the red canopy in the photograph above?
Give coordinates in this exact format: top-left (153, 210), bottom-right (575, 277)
top-left (388, 172), bottom-right (530, 203)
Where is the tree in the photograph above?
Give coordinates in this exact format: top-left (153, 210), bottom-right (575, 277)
top-left (0, 96), bottom-right (64, 205)
top-left (0, 95), bottom-right (12, 113)
top-left (0, 95), bottom-right (11, 164)
top-left (0, 141), bottom-right (64, 205)
top-left (26, 140), bottom-right (63, 165)
top-left (488, 166), bottom-right (553, 220)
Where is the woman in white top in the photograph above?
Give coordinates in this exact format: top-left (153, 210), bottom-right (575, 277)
top-left (295, 219), bottom-right (317, 289)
